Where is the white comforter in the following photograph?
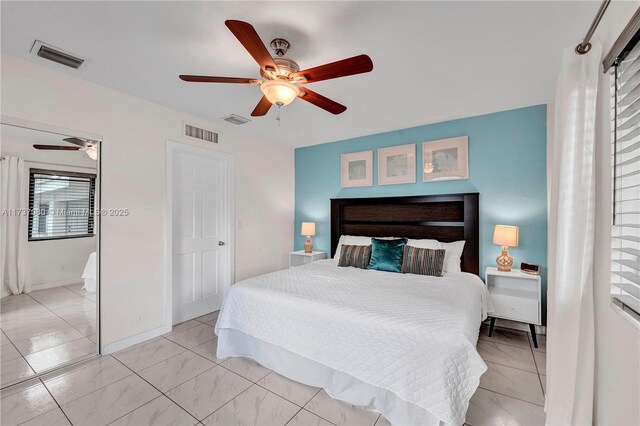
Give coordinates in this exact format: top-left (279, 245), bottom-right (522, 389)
top-left (216, 260), bottom-right (492, 425)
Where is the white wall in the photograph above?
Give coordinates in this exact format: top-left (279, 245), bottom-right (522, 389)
top-left (592, 3), bottom-right (640, 425)
top-left (1, 53), bottom-right (294, 349)
top-left (1, 136), bottom-right (97, 295)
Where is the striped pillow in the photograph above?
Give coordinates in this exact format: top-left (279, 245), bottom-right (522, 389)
top-left (401, 246), bottom-right (446, 277)
top-left (338, 244), bottom-right (372, 269)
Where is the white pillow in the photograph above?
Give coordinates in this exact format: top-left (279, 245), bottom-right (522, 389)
top-left (439, 240), bottom-right (466, 273)
top-left (406, 238), bottom-right (440, 249)
top-left (334, 235), bottom-right (373, 259)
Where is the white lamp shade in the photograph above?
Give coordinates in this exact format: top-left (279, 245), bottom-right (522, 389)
top-left (260, 80), bottom-right (300, 106)
top-left (493, 225), bottom-right (519, 247)
top-left (301, 222), bottom-right (316, 236)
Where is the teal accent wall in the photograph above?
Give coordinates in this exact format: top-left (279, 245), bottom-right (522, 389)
top-left (294, 105), bottom-right (548, 322)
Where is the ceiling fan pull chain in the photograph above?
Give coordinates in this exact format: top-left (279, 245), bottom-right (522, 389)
top-left (276, 104), bottom-right (282, 126)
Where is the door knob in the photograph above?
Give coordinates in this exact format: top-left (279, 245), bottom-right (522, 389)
top-left (218, 241), bottom-right (225, 246)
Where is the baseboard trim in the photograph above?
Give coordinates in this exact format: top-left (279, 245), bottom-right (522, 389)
top-left (32, 280), bottom-right (83, 291)
top-left (101, 323), bottom-right (171, 354)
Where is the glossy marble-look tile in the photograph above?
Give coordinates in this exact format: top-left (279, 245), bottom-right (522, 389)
top-left (3, 318), bottom-right (71, 342)
top-left (287, 409), bottom-right (335, 426)
top-left (479, 361), bottom-right (544, 406)
top-left (1, 331), bottom-right (11, 345)
top-left (165, 323), bottom-right (216, 349)
top-left (109, 395), bottom-right (198, 426)
top-left (476, 340), bottom-right (537, 373)
top-left (25, 337), bottom-right (96, 373)
top-left (0, 309), bottom-right (61, 331)
top-left (1, 342), bottom-right (22, 361)
top-left (533, 351), bottom-right (546, 375)
top-left (1, 355), bottom-right (36, 386)
top-left (63, 283), bottom-right (86, 295)
top-left (72, 320), bottom-right (97, 338)
top-left (0, 381), bottom-right (58, 425)
top-left (12, 327), bottom-right (85, 356)
top-left (163, 320), bottom-right (202, 337)
top-left (47, 300), bottom-right (95, 315)
top-left (44, 355), bottom-right (132, 405)
top-left (202, 384), bottom-right (299, 426)
top-left (20, 408), bottom-right (71, 426)
top-left (61, 374), bottom-right (160, 426)
top-left (138, 351), bottom-right (216, 392)
top-left (304, 391), bottom-right (379, 426)
top-left (479, 325), bottom-right (531, 349)
top-left (529, 334), bottom-right (546, 353)
top-left (56, 309), bottom-right (96, 326)
top-left (0, 304), bottom-right (50, 323)
top-left (540, 375), bottom-right (546, 394)
top-left (1, 294), bottom-right (37, 306)
top-left (113, 337), bottom-right (186, 371)
top-left (194, 312), bottom-right (219, 326)
top-left (374, 415), bottom-right (391, 426)
top-left (221, 357), bottom-right (271, 382)
top-left (190, 338), bottom-right (224, 364)
top-left (465, 388), bottom-right (545, 425)
top-left (166, 365), bottom-right (252, 420)
top-left (257, 372), bottom-right (320, 406)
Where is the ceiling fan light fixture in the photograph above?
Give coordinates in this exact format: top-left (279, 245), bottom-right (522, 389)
top-left (83, 147), bottom-right (98, 160)
top-left (260, 80), bottom-right (300, 106)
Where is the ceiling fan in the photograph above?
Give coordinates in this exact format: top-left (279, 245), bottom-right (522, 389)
top-left (179, 20), bottom-right (373, 116)
top-left (33, 137), bottom-right (98, 160)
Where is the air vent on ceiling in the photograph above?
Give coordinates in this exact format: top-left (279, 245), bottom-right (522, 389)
top-left (30, 40), bottom-right (84, 69)
top-left (184, 122), bottom-right (219, 143)
top-left (223, 114), bottom-right (250, 125)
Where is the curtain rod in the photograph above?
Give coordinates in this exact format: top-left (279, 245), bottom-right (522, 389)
top-left (576, 0), bottom-right (611, 54)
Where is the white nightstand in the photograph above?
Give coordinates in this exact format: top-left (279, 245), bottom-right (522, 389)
top-left (485, 267), bottom-right (542, 348)
top-left (289, 251), bottom-right (326, 268)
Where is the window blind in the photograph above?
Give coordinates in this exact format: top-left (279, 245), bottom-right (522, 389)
top-left (28, 169), bottom-right (96, 241)
top-left (612, 36), bottom-right (640, 322)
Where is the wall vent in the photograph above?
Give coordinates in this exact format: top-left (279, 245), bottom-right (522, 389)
top-left (30, 40), bottom-right (84, 69)
top-left (184, 122), bottom-right (219, 143)
top-left (223, 114), bottom-right (250, 125)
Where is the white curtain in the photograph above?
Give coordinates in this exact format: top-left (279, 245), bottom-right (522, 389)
top-left (546, 43), bottom-right (602, 425)
top-left (0, 156), bottom-right (31, 295)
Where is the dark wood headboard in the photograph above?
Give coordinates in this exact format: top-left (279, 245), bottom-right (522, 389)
top-left (331, 193), bottom-right (479, 275)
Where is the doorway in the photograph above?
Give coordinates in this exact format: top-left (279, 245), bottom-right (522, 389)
top-left (166, 142), bottom-right (233, 325)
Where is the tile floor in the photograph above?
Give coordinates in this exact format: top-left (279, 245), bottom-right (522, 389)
top-left (1, 313), bottom-right (546, 426)
top-left (0, 284), bottom-right (97, 387)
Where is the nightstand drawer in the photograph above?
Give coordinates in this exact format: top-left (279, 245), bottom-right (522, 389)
top-left (491, 293), bottom-right (539, 323)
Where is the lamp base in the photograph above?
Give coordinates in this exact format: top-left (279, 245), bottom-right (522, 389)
top-left (496, 247), bottom-right (513, 272)
top-left (304, 236), bottom-right (313, 254)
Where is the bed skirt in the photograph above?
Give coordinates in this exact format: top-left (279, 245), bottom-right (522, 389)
top-left (217, 328), bottom-right (446, 426)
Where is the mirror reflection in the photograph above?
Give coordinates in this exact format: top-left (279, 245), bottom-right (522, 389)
top-left (0, 123), bottom-right (99, 387)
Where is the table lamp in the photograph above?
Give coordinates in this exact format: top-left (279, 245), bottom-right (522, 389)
top-left (301, 222), bottom-right (316, 253)
top-left (493, 225), bottom-right (519, 272)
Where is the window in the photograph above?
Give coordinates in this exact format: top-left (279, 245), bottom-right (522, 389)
top-left (28, 169), bottom-right (96, 241)
top-left (611, 32), bottom-right (640, 322)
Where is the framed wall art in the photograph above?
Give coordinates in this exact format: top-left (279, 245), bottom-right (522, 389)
top-left (422, 136), bottom-right (469, 182)
top-left (341, 150), bottom-right (373, 187)
top-left (378, 144), bottom-right (416, 185)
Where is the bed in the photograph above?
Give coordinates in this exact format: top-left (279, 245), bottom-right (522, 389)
top-left (216, 194), bottom-right (489, 425)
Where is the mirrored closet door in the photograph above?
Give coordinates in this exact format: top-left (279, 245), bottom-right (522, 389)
top-left (0, 122), bottom-right (100, 388)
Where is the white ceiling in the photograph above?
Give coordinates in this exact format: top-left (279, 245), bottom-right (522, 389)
top-left (0, 1), bottom-right (599, 148)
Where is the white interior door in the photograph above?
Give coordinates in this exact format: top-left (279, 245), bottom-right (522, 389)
top-left (171, 147), bottom-right (232, 324)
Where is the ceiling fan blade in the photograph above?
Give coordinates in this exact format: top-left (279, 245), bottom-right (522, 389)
top-left (293, 54), bottom-right (373, 84)
top-left (225, 20), bottom-right (279, 72)
top-left (33, 144), bottom-right (81, 151)
top-left (251, 96), bottom-right (273, 117)
top-left (179, 75), bottom-right (258, 84)
top-left (63, 137), bottom-right (91, 148)
top-left (298, 88), bottom-right (347, 115)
